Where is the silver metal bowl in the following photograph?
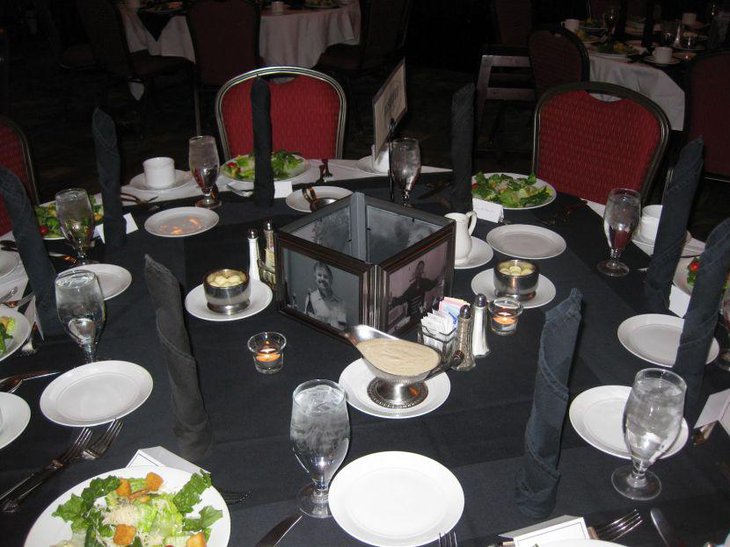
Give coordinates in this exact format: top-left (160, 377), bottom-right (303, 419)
top-left (203, 268), bottom-right (250, 314)
top-left (493, 259), bottom-right (539, 301)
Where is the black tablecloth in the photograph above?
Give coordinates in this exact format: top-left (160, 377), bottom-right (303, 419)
top-left (2, 176), bottom-right (729, 546)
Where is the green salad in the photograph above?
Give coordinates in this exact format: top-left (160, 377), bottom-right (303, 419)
top-left (472, 172), bottom-right (553, 208)
top-left (35, 197), bottom-right (103, 239)
top-left (222, 150), bottom-right (304, 181)
top-left (52, 471), bottom-right (222, 547)
top-left (0, 316), bottom-right (15, 355)
top-left (595, 41), bottom-right (638, 55)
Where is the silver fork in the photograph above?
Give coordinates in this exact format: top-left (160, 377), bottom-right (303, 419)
top-left (0, 428), bottom-right (93, 512)
top-left (593, 508), bottom-right (643, 542)
top-left (438, 530), bottom-right (458, 547)
top-left (82, 420), bottom-right (124, 460)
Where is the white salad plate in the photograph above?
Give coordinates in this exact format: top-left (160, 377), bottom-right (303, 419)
top-left (329, 451), bottom-right (464, 547)
top-left (569, 385), bottom-right (688, 460)
top-left (486, 225), bottom-right (566, 259)
top-left (40, 360), bottom-right (153, 427)
top-left (24, 465), bottom-right (231, 547)
top-left (339, 359), bottom-right (450, 420)
top-left (632, 230), bottom-right (690, 256)
top-left (285, 186), bottom-right (352, 213)
top-left (129, 169), bottom-right (193, 192)
top-left (617, 313), bottom-right (719, 367)
top-left (221, 155), bottom-right (310, 183)
top-left (66, 264), bottom-right (132, 300)
top-left (471, 269), bottom-right (556, 309)
top-left (356, 156), bottom-right (389, 175)
top-left (0, 392), bottom-right (31, 450)
top-left (144, 207), bottom-right (219, 237)
top-left (0, 309), bottom-right (31, 364)
top-left (184, 280), bottom-right (272, 322)
top-left (0, 250), bottom-right (20, 280)
top-left (472, 172), bottom-right (556, 210)
top-left (454, 237), bottom-right (494, 270)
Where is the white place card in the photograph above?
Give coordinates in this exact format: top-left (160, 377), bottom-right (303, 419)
top-left (472, 198), bottom-right (504, 224)
top-left (501, 515), bottom-right (590, 546)
top-left (274, 180), bottom-right (293, 199)
top-left (668, 284), bottom-right (691, 318)
top-left (695, 388), bottom-right (730, 437)
top-left (95, 213), bottom-right (138, 243)
top-left (128, 446), bottom-right (205, 474)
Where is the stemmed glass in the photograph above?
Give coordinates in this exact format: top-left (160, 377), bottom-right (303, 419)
top-left (290, 379), bottom-right (350, 518)
top-left (603, 6), bottom-right (619, 43)
top-left (612, 368), bottom-right (686, 500)
top-left (189, 135), bottom-right (221, 209)
top-left (389, 137), bottom-right (421, 207)
top-left (598, 188), bottom-right (641, 277)
top-left (55, 188), bottom-right (95, 265)
top-left (718, 287), bottom-right (730, 371)
top-left (55, 270), bottom-right (106, 364)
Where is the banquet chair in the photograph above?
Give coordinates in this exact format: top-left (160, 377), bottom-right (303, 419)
top-left (216, 66), bottom-right (346, 160)
top-left (533, 81), bottom-right (670, 204)
top-left (528, 26), bottom-right (589, 99)
top-left (0, 115), bottom-right (40, 235)
top-left (187, 0), bottom-right (261, 135)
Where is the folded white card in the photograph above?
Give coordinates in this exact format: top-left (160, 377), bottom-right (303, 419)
top-left (472, 198), bottom-right (503, 223)
top-left (669, 284), bottom-right (691, 318)
top-left (501, 515), bottom-right (589, 546)
top-left (127, 446), bottom-right (204, 474)
top-left (95, 213), bottom-right (138, 243)
top-left (695, 388), bottom-right (730, 436)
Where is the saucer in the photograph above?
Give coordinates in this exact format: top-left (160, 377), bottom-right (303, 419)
top-left (184, 280), bottom-right (272, 322)
top-left (454, 237), bottom-right (494, 270)
top-left (470, 269), bottom-right (556, 309)
top-left (644, 55), bottom-right (680, 66)
top-left (338, 359), bottom-right (450, 419)
top-left (0, 392), bottom-right (31, 450)
top-left (129, 169), bottom-right (192, 192)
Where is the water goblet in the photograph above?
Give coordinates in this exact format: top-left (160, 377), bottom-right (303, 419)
top-left (189, 135), bottom-right (221, 209)
top-left (717, 287), bottom-right (730, 371)
top-left (603, 6), bottom-right (619, 42)
top-left (389, 137), bottom-right (421, 207)
top-left (290, 379), bottom-right (350, 518)
top-left (597, 188), bottom-right (641, 277)
top-left (55, 269), bottom-right (106, 364)
top-left (55, 188), bottom-right (96, 265)
top-left (611, 368), bottom-right (686, 500)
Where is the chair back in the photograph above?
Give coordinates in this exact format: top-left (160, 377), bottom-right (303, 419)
top-left (357, 0), bottom-right (412, 71)
top-left (685, 49), bottom-right (730, 179)
top-left (492, 0), bottom-right (533, 47)
top-left (76, 0), bottom-right (135, 79)
top-left (533, 82), bottom-right (669, 204)
top-left (0, 28), bottom-right (8, 114)
top-left (216, 66), bottom-right (347, 159)
top-left (187, 0), bottom-right (260, 87)
top-left (0, 116), bottom-right (39, 234)
top-left (528, 26), bottom-right (589, 98)
top-left (475, 47), bottom-right (534, 126)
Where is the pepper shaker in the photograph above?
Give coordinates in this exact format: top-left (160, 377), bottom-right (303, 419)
top-left (247, 228), bottom-right (261, 281)
top-left (472, 294), bottom-right (490, 358)
top-left (453, 304), bottom-right (475, 371)
top-left (263, 220), bottom-right (276, 271)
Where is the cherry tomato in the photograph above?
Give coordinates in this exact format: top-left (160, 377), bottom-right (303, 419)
top-left (689, 260), bottom-right (700, 272)
top-left (39, 225), bottom-right (49, 236)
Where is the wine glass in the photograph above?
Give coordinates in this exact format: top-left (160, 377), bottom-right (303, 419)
top-left (55, 269), bottom-right (106, 364)
top-left (598, 188), bottom-right (641, 277)
top-left (612, 368), bottom-right (686, 500)
top-left (189, 135), bottom-right (221, 209)
top-left (718, 287), bottom-right (730, 371)
top-left (290, 379), bottom-right (350, 518)
top-left (389, 137), bottom-right (421, 207)
top-left (603, 6), bottom-right (618, 42)
top-left (55, 188), bottom-right (95, 265)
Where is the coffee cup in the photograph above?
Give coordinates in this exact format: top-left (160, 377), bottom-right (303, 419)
top-left (445, 211), bottom-right (477, 262)
top-left (653, 46), bottom-right (673, 64)
top-left (562, 19), bottom-right (580, 32)
top-left (143, 157), bottom-right (176, 189)
top-left (271, 1), bottom-right (285, 14)
top-left (639, 204), bottom-right (662, 243)
top-left (681, 12), bottom-right (697, 26)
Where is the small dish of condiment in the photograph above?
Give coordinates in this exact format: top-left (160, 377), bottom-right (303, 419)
top-left (493, 259), bottom-right (539, 301)
top-left (203, 268), bottom-right (250, 314)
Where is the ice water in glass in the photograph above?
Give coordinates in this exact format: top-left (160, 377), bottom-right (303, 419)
top-left (55, 269), bottom-right (106, 364)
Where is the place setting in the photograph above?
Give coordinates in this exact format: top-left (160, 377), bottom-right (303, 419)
top-left (129, 156), bottom-right (194, 194)
top-left (221, 149), bottom-right (311, 197)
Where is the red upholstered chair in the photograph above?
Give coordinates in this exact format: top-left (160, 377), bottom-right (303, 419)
top-left (0, 116), bottom-right (39, 234)
top-left (533, 82), bottom-right (670, 204)
top-left (528, 26), bottom-right (589, 99)
top-left (215, 67), bottom-right (346, 160)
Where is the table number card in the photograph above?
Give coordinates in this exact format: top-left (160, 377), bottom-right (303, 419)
top-left (372, 59), bottom-right (407, 156)
top-left (501, 515), bottom-right (590, 546)
top-left (695, 388), bottom-right (730, 438)
top-left (128, 446), bottom-right (204, 474)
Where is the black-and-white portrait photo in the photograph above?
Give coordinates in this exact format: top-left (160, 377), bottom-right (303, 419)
top-left (367, 207), bottom-right (439, 263)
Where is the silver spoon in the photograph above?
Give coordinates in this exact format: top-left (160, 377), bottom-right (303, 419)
top-left (0, 370), bottom-right (61, 393)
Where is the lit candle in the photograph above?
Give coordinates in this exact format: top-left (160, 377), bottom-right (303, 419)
top-left (256, 346), bottom-right (281, 363)
top-left (493, 312), bottom-right (517, 326)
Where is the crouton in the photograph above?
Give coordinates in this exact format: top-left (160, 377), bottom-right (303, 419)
top-left (186, 532), bottom-right (207, 547)
top-left (113, 524), bottom-right (136, 545)
top-left (145, 472), bottom-right (164, 491)
top-left (115, 479), bottom-right (131, 498)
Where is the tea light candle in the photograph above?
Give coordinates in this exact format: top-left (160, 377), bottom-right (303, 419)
top-left (488, 297), bottom-right (524, 336)
top-left (492, 312), bottom-right (517, 326)
top-left (248, 332), bottom-right (287, 374)
top-left (256, 346), bottom-right (281, 363)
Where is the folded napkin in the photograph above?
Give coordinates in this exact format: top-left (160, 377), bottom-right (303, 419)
top-left (137, 10), bottom-right (175, 40)
top-left (645, 138), bottom-right (704, 313)
top-left (92, 107), bottom-right (126, 249)
top-left (144, 255), bottom-right (213, 463)
top-left (674, 218), bottom-right (730, 422)
top-left (252, 77), bottom-right (274, 208)
top-left (516, 288), bottom-right (582, 519)
top-left (0, 166), bottom-right (62, 336)
top-left (449, 83), bottom-right (475, 213)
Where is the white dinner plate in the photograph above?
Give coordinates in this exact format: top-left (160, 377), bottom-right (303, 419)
top-left (470, 269), bottom-right (556, 309)
top-left (454, 237), bottom-right (494, 270)
top-left (285, 186), bottom-right (352, 213)
top-left (643, 55), bottom-right (681, 66)
top-left (672, 257), bottom-right (693, 296)
top-left (569, 385), bottom-right (688, 460)
top-left (24, 465), bottom-right (231, 547)
top-left (221, 155), bottom-right (310, 183)
top-left (329, 451), bottom-right (464, 547)
top-left (184, 280), bottom-right (272, 322)
top-left (339, 359), bottom-right (451, 420)
top-left (0, 392), bottom-right (31, 450)
top-left (356, 156), bottom-right (389, 175)
top-left (144, 207), bottom-right (219, 237)
top-left (66, 264), bottom-right (132, 300)
top-left (0, 309), bottom-right (32, 364)
top-left (129, 169), bottom-right (193, 192)
top-left (0, 250), bottom-right (20, 280)
top-left (617, 313), bottom-right (719, 367)
top-left (40, 360), bottom-right (153, 427)
top-left (472, 172), bottom-right (557, 210)
top-left (486, 224), bottom-right (566, 259)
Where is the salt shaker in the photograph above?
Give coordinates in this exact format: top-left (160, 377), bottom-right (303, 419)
top-left (453, 304), bottom-right (475, 371)
top-left (247, 228), bottom-right (261, 281)
top-left (263, 220), bottom-right (276, 271)
top-left (471, 294), bottom-right (490, 358)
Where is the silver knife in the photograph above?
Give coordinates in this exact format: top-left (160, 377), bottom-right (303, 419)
top-left (255, 514), bottom-right (303, 547)
top-left (650, 507), bottom-right (687, 547)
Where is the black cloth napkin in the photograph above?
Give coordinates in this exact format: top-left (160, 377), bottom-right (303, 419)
top-left (144, 255), bottom-right (214, 463)
top-left (674, 218), bottom-right (730, 422)
top-left (92, 108), bottom-right (126, 249)
top-left (645, 138), bottom-right (704, 313)
top-left (137, 10), bottom-right (175, 41)
top-left (252, 77), bottom-right (274, 208)
top-left (516, 288), bottom-right (583, 519)
top-left (449, 83), bottom-right (475, 213)
top-left (0, 166), bottom-right (62, 336)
